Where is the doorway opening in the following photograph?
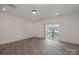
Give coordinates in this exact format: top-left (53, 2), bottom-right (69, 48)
top-left (45, 24), bottom-right (59, 40)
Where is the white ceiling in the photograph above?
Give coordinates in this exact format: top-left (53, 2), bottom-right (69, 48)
top-left (0, 4), bottom-right (79, 21)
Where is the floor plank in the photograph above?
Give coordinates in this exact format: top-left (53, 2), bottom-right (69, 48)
top-left (0, 37), bottom-right (79, 55)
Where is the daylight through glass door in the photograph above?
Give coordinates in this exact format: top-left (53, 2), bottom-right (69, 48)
top-left (45, 24), bottom-right (59, 40)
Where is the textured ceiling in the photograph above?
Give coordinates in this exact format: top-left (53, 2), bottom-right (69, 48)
top-left (0, 4), bottom-right (79, 21)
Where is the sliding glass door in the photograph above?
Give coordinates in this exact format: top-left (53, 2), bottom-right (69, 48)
top-left (45, 24), bottom-right (59, 40)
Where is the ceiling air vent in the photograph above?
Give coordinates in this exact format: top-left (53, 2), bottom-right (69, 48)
top-left (7, 4), bottom-right (17, 8)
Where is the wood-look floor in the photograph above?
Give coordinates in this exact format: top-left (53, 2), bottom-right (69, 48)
top-left (0, 37), bottom-right (79, 55)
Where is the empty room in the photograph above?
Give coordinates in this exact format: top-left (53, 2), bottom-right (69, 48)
top-left (0, 4), bottom-right (79, 55)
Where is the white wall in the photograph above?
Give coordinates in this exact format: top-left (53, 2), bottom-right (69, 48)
top-left (0, 13), bottom-right (34, 44)
top-left (35, 14), bottom-right (79, 44)
top-left (0, 13), bottom-right (79, 45)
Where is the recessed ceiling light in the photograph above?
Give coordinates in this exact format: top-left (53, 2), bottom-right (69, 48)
top-left (32, 10), bottom-right (37, 14)
top-left (56, 13), bottom-right (59, 15)
top-left (2, 8), bottom-right (6, 11)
